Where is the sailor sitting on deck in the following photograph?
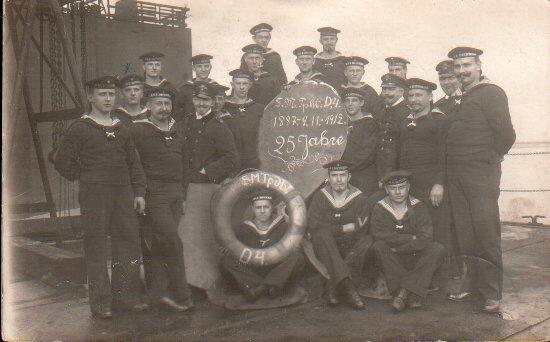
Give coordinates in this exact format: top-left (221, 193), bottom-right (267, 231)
top-left (220, 190), bottom-right (305, 302)
top-left (370, 170), bottom-right (445, 312)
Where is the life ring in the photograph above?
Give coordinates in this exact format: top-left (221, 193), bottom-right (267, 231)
top-left (211, 170), bottom-right (307, 267)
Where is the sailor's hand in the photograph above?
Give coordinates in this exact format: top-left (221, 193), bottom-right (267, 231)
top-left (343, 223), bottom-right (356, 233)
top-left (430, 184), bottom-right (444, 207)
top-left (134, 197), bottom-right (146, 215)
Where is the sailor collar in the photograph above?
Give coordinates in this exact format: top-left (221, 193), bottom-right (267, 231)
top-left (253, 70), bottom-right (271, 81)
top-left (461, 76), bottom-right (493, 94)
top-left (81, 114), bottom-right (121, 127)
top-left (320, 185), bottom-right (363, 209)
top-left (295, 71), bottom-right (324, 82)
top-left (315, 51), bottom-right (343, 60)
top-left (243, 214), bottom-right (285, 236)
top-left (264, 48), bottom-right (275, 55)
top-left (134, 117), bottom-right (176, 132)
top-left (349, 113), bottom-right (374, 123)
top-left (191, 77), bottom-right (215, 84)
top-left (225, 98), bottom-right (254, 106)
top-left (117, 106), bottom-right (147, 117)
top-left (388, 96), bottom-right (405, 108)
top-left (377, 196), bottom-right (420, 222)
top-left (146, 78), bottom-right (168, 87)
top-left (341, 82), bottom-right (366, 89)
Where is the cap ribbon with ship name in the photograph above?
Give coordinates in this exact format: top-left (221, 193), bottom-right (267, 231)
top-left (251, 190), bottom-right (274, 202)
top-left (344, 56), bottom-right (369, 67)
top-left (250, 23), bottom-right (273, 35)
top-left (143, 87), bottom-right (175, 100)
top-left (380, 170), bottom-right (412, 185)
top-left (118, 74), bottom-right (144, 88)
top-left (340, 87), bottom-right (365, 100)
top-left (293, 46), bottom-right (317, 57)
top-left (190, 54), bottom-right (213, 65)
top-left (323, 159), bottom-right (352, 172)
top-left (242, 44), bottom-right (267, 55)
top-left (229, 68), bottom-right (255, 80)
top-left (85, 75), bottom-right (118, 89)
top-left (406, 78), bottom-right (437, 91)
top-left (139, 51), bottom-right (165, 62)
top-left (447, 46), bottom-right (483, 59)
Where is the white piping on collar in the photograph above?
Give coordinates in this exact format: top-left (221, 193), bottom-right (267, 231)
top-left (81, 114), bottom-right (120, 127)
top-left (117, 106), bottom-right (148, 115)
top-left (377, 196), bottom-right (420, 220)
top-left (243, 214), bottom-right (284, 236)
top-left (315, 51), bottom-right (342, 60)
top-left (320, 186), bottom-right (363, 209)
top-left (134, 117), bottom-right (175, 131)
top-left (295, 71), bottom-right (323, 82)
top-left (390, 97), bottom-right (404, 108)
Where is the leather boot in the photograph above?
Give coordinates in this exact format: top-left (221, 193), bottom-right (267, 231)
top-left (392, 288), bottom-right (408, 312)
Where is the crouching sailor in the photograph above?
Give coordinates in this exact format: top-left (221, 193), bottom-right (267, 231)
top-left (221, 190), bottom-right (305, 302)
top-left (308, 160), bottom-right (371, 310)
top-left (54, 76), bottom-right (149, 319)
top-left (131, 87), bottom-right (194, 311)
top-left (371, 170), bottom-right (445, 312)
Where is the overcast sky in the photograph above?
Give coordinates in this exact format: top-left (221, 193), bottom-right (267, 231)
top-left (150, 0), bottom-right (548, 142)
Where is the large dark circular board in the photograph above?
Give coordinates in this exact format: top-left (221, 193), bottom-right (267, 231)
top-left (258, 82), bottom-right (348, 198)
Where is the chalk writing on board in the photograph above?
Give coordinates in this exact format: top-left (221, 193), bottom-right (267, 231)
top-left (258, 82), bottom-right (348, 197)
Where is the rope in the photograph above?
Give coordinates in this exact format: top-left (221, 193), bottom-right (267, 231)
top-left (507, 151), bottom-right (550, 156)
top-left (501, 189), bottom-right (550, 193)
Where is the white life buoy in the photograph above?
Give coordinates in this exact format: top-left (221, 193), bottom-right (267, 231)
top-left (211, 171), bottom-right (307, 267)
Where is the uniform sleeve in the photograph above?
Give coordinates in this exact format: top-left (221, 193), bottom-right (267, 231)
top-left (307, 192), bottom-right (342, 234)
top-left (222, 118), bottom-right (244, 175)
top-left (393, 203), bottom-right (433, 254)
top-left (342, 120), bottom-right (378, 171)
top-left (371, 204), bottom-right (414, 247)
top-left (126, 134), bottom-right (146, 198)
top-left (364, 86), bottom-right (384, 117)
top-left (274, 53), bottom-right (288, 85)
top-left (54, 123), bottom-right (83, 181)
top-left (203, 121), bottom-right (239, 182)
top-left (434, 115), bottom-right (447, 185)
top-left (482, 86), bottom-right (516, 156)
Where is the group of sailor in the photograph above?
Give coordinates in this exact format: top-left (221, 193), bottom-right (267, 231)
top-left (53, 23), bottom-right (515, 319)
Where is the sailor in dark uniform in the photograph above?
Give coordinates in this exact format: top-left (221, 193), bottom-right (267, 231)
top-left (371, 170), bottom-right (445, 312)
top-left (445, 47), bottom-right (515, 313)
top-left (341, 56), bottom-right (383, 117)
top-left (434, 60), bottom-right (462, 115)
top-left (222, 69), bottom-right (266, 171)
top-left (131, 87), bottom-right (193, 312)
top-left (385, 57), bottom-right (410, 79)
top-left (288, 46), bottom-right (329, 86)
top-left (181, 81), bottom-right (239, 197)
top-left (113, 73), bottom-right (153, 288)
top-left (113, 74), bottom-right (148, 125)
top-left (376, 73), bottom-right (409, 178)
top-left (314, 27), bottom-right (346, 89)
top-left (308, 160), bottom-right (370, 310)
top-left (399, 78), bottom-right (450, 256)
top-left (54, 76), bottom-right (149, 318)
top-left (140, 52), bottom-right (174, 93)
top-left (221, 190), bottom-right (305, 302)
top-left (242, 44), bottom-right (282, 106)
top-left (176, 54), bottom-right (219, 119)
top-left (340, 88), bottom-right (379, 197)
top-left (240, 23), bottom-right (287, 86)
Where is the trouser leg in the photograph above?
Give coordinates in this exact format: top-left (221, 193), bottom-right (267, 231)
top-left (79, 183), bottom-right (112, 312)
top-left (221, 257), bottom-right (265, 293)
top-left (400, 242), bottom-right (445, 297)
top-left (110, 185), bottom-right (143, 307)
top-left (458, 161), bottom-right (503, 300)
top-left (311, 229), bottom-right (351, 287)
top-left (263, 251), bottom-right (305, 288)
top-left (147, 183), bottom-right (191, 303)
top-left (447, 168), bottom-right (478, 292)
top-left (138, 214), bottom-right (153, 289)
top-left (372, 240), bottom-right (407, 295)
